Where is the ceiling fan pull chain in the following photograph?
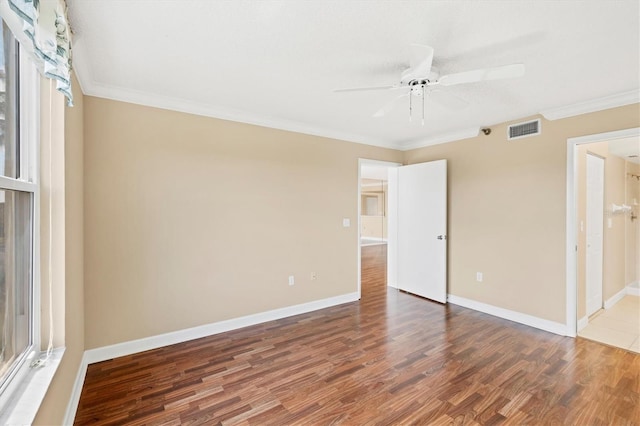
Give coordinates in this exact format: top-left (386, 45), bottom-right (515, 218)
top-left (409, 89), bottom-right (413, 122)
top-left (422, 85), bottom-right (425, 126)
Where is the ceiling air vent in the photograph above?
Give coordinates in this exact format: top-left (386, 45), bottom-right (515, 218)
top-left (508, 119), bottom-right (541, 140)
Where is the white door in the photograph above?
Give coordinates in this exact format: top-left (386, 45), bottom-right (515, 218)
top-left (586, 153), bottom-right (604, 317)
top-left (387, 160), bottom-right (447, 303)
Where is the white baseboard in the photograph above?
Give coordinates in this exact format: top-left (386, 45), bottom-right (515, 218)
top-left (447, 294), bottom-right (569, 336)
top-left (63, 352), bottom-right (89, 425)
top-left (577, 315), bottom-right (589, 332)
top-left (627, 281), bottom-right (640, 297)
top-left (604, 287), bottom-right (627, 309)
top-left (85, 291), bottom-right (359, 365)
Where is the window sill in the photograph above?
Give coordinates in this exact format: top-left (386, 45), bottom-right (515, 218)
top-left (0, 347), bottom-right (65, 426)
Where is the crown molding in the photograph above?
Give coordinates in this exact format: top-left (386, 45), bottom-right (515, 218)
top-left (73, 40), bottom-right (637, 153)
top-left (398, 127), bottom-right (480, 151)
top-left (70, 45), bottom-right (473, 153)
top-left (567, 127), bottom-right (640, 145)
top-left (70, 35), bottom-right (396, 149)
top-left (540, 90), bottom-right (640, 121)
top-left (79, 78), bottom-right (398, 150)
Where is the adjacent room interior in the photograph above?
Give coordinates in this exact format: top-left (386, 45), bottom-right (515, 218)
top-left (0, 1), bottom-right (638, 425)
top-left (360, 166), bottom-right (389, 248)
top-left (575, 137), bottom-right (640, 352)
top-left (359, 162), bottom-right (394, 298)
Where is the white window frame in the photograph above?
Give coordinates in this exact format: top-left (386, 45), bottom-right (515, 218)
top-left (0, 40), bottom-right (41, 413)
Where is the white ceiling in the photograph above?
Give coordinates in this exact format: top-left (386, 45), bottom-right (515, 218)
top-left (608, 137), bottom-right (640, 165)
top-left (67, 1), bottom-right (640, 150)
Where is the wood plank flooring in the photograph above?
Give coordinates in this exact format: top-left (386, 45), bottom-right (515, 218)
top-left (75, 244), bottom-right (640, 425)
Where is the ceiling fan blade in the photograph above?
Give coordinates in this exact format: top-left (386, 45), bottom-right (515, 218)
top-left (429, 89), bottom-right (469, 110)
top-left (373, 93), bottom-right (409, 117)
top-left (401, 44), bottom-right (435, 83)
top-left (408, 44), bottom-right (434, 78)
top-left (438, 63), bottom-right (525, 87)
top-left (333, 85), bottom-right (398, 93)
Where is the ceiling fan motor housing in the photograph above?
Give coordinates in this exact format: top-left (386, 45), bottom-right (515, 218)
top-left (400, 67), bottom-right (440, 86)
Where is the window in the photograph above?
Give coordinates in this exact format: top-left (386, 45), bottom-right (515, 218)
top-left (0, 18), bottom-right (38, 401)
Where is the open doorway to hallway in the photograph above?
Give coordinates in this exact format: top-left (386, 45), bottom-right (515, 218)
top-left (574, 135), bottom-right (640, 353)
top-left (358, 160), bottom-right (399, 295)
top-left (360, 170), bottom-right (387, 247)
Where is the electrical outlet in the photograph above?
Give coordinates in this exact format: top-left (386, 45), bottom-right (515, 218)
top-left (476, 272), bottom-right (483, 282)
top-left (288, 275), bottom-right (295, 286)
top-left (311, 272), bottom-right (317, 281)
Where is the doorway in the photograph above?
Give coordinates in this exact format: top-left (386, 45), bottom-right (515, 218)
top-left (567, 128), bottom-right (640, 353)
top-left (358, 160), bottom-right (400, 297)
top-left (358, 159), bottom-right (449, 303)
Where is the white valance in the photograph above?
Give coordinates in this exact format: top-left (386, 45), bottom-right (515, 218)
top-left (0, 0), bottom-right (73, 105)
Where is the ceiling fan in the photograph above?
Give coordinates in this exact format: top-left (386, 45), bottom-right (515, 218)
top-left (333, 44), bottom-right (525, 125)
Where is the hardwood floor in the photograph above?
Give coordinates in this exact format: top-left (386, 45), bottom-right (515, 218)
top-left (75, 245), bottom-right (640, 425)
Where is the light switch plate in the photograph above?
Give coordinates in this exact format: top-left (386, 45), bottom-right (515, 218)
top-left (342, 218), bottom-right (350, 227)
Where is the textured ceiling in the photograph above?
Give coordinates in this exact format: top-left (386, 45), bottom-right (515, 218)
top-left (67, 0), bottom-right (640, 150)
top-left (608, 137), bottom-right (640, 165)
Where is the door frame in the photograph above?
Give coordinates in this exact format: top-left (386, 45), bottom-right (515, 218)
top-left (566, 127), bottom-right (640, 336)
top-left (357, 159), bottom-right (402, 298)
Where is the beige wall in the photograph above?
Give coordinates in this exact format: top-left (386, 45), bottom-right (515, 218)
top-left (83, 97), bottom-right (402, 349)
top-left (361, 179), bottom-right (387, 239)
top-left (361, 215), bottom-right (387, 239)
top-left (404, 104), bottom-right (640, 324)
top-left (576, 142), bottom-right (630, 319)
top-left (34, 75), bottom-right (85, 424)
